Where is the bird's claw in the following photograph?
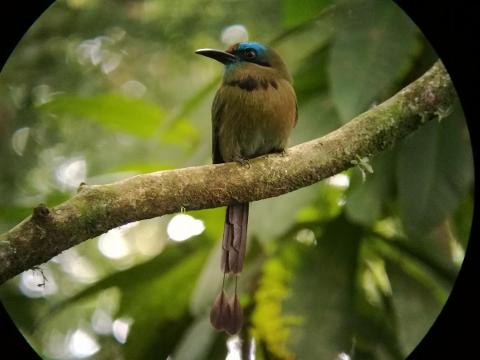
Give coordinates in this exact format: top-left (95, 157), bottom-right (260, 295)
top-left (272, 148), bottom-right (287, 157)
top-left (234, 157), bottom-right (250, 168)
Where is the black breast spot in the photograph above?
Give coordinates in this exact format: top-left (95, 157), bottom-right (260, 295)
top-left (226, 76), bottom-right (277, 92)
top-left (238, 76), bottom-right (258, 91)
top-left (226, 76), bottom-right (258, 91)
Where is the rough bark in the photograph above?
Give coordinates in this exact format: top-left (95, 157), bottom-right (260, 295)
top-left (0, 61), bottom-right (456, 284)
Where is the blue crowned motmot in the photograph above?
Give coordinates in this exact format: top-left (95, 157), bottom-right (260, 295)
top-left (196, 42), bottom-right (297, 334)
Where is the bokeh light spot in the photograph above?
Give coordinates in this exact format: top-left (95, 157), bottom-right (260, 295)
top-left (91, 308), bottom-right (113, 335)
top-left (327, 173), bottom-right (350, 188)
top-left (11, 127), bottom-right (30, 156)
top-left (68, 329), bottom-right (100, 358)
top-left (295, 228), bottom-right (317, 246)
top-left (19, 269), bottom-right (57, 298)
top-left (167, 214), bottom-right (205, 242)
top-left (98, 225), bottom-right (134, 259)
top-left (226, 335), bottom-right (242, 360)
top-left (121, 80), bottom-right (147, 98)
top-left (221, 24), bottom-right (249, 45)
top-left (112, 317), bottom-right (133, 344)
top-left (55, 157), bottom-right (87, 190)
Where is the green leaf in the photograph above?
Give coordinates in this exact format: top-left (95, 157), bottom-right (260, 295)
top-left (353, 241), bottom-right (404, 359)
top-left (0, 283), bottom-right (43, 333)
top-left (38, 243), bottom-right (208, 359)
top-left (160, 118), bottom-right (200, 148)
top-left (282, 0), bottom-right (332, 29)
top-left (328, 0), bottom-right (421, 122)
top-left (293, 44), bottom-right (330, 103)
top-left (251, 252), bottom-right (302, 360)
top-left (370, 236), bottom-right (458, 286)
top-left (39, 93), bottom-right (165, 137)
top-left (451, 194), bottom-right (474, 249)
top-left (38, 239), bottom-right (205, 327)
top-left (358, 233), bottom-right (457, 358)
top-left (187, 208), bottom-right (225, 316)
top-left (396, 110), bottom-right (474, 236)
top-left (385, 260), bottom-right (446, 356)
top-left (283, 215), bottom-right (362, 358)
top-left (189, 243), bottom-right (223, 317)
top-left (249, 184), bottom-right (322, 243)
top-left (122, 250), bottom-right (208, 360)
top-left (295, 182), bottom-right (344, 224)
top-left (188, 208), bottom-right (225, 243)
top-left (173, 315), bottom-right (217, 360)
top-left (0, 206), bottom-right (31, 228)
top-left (35, 226), bottom-right (216, 358)
top-left (291, 93), bottom-right (342, 144)
top-left (345, 150), bottom-right (395, 225)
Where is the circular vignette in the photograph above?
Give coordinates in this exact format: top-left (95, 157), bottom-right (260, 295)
top-left (0, 0), bottom-right (478, 359)
top-left (394, 1), bottom-right (478, 359)
top-left (1, 2), bottom-right (53, 359)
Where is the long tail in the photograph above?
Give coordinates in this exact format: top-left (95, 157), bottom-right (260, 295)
top-left (221, 203), bottom-right (249, 274)
top-left (210, 203), bottom-right (249, 334)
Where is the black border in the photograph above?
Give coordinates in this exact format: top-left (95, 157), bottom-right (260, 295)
top-left (1, 3), bottom-right (55, 359)
top-left (394, 1), bottom-right (479, 358)
top-left (0, 303), bottom-right (41, 359)
top-left (1, 1), bottom-right (55, 71)
top-left (1, 0), bottom-right (478, 359)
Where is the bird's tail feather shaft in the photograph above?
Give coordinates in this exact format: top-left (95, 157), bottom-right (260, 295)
top-left (221, 203), bottom-right (249, 274)
top-left (210, 204), bottom-right (248, 334)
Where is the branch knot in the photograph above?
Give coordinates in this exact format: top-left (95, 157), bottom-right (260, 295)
top-left (32, 204), bottom-right (51, 224)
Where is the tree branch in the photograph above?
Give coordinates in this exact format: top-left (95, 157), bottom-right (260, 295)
top-left (0, 61), bottom-right (455, 284)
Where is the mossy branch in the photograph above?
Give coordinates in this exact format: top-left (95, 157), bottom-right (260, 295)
top-left (0, 61), bottom-right (455, 285)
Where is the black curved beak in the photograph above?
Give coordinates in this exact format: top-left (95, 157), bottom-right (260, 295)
top-left (195, 48), bottom-right (237, 64)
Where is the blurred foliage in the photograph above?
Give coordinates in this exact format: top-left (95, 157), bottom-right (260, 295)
top-left (38, 93), bottom-right (167, 138)
top-left (329, 0), bottom-right (421, 122)
top-left (0, 0), bottom-right (473, 359)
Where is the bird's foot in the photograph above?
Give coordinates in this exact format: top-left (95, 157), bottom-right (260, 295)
top-left (233, 157), bottom-right (250, 168)
top-left (272, 148), bottom-right (287, 157)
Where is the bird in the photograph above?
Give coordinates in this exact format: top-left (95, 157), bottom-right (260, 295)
top-left (195, 41), bottom-right (297, 334)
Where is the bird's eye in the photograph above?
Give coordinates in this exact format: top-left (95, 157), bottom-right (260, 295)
top-left (244, 49), bottom-right (257, 60)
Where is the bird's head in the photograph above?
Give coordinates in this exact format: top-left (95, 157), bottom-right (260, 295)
top-left (195, 41), bottom-right (291, 81)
